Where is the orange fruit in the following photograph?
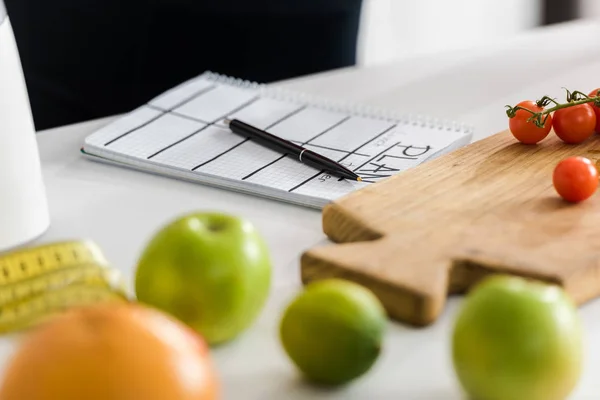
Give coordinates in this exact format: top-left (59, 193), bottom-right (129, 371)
top-left (0, 303), bottom-right (219, 400)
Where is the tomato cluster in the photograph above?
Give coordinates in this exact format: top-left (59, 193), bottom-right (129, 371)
top-left (508, 89), bottom-right (600, 203)
top-left (509, 88), bottom-right (600, 145)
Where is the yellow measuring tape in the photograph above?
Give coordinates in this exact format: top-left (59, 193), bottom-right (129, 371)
top-left (0, 240), bottom-right (130, 334)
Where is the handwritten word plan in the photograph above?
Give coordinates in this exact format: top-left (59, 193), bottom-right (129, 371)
top-left (82, 72), bottom-right (472, 208)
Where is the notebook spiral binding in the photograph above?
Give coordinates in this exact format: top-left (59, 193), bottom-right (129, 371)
top-left (202, 71), bottom-right (475, 136)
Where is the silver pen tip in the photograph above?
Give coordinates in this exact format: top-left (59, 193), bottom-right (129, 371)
top-left (223, 118), bottom-right (231, 126)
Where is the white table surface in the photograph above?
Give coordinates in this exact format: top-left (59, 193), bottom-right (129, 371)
top-left (4, 18), bottom-right (600, 399)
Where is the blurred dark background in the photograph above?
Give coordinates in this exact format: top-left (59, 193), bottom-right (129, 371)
top-left (543, 0), bottom-right (580, 24)
top-left (3, 0), bottom-right (593, 131)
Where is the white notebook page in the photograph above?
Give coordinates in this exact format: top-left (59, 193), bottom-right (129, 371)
top-left (83, 72), bottom-right (472, 207)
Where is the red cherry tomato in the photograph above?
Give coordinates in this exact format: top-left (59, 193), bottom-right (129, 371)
top-left (553, 156), bottom-right (598, 202)
top-left (552, 103), bottom-right (596, 144)
top-left (508, 100), bottom-right (552, 144)
top-left (588, 88), bottom-right (600, 134)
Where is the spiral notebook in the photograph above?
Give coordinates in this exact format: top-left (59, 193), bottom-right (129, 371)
top-left (81, 71), bottom-right (474, 208)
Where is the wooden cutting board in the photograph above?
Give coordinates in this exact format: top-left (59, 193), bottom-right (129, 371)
top-left (300, 129), bottom-right (600, 327)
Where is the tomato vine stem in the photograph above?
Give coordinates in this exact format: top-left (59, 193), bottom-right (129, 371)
top-left (506, 89), bottom-right (600, 128)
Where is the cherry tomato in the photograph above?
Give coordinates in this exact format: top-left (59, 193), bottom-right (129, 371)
top-left (552, 103), bottom-right (596, 144)
top-left (588, 88), bottom-right (600, 134)
top-left (553, 156), bottom-right (598, 202)
top-left (508, 100), bottom-right (552, 144)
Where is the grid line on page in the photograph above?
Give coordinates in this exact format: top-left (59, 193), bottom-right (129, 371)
top-left (263, 105), bottom-right (307, 130)
top-left (213, 96), bottom-right (260, 124)
top-left (287, 171), bottom-right (323, 192)
top-left (147, 124), bottom-right (211, 160)
top-left (242, 155), bottom-right (286, 180)
top-left (146, 104), bottom-right (210, 125)
top-left (293, 172), bottom-right (366, 199)
top-left (303, 116), bottom-right (350, 144)
top-left (343, 124), bottom-right (398, 165)
top-left (173, 85), bottom-right (258, 123)
top-left (149, 96), bottom-right (262, 126)
top-left (101, 79), bottom-right (224, 147)
top-left (84, 106), bottom-right (162, 147)
top-left (312, 116), bottom-right (396, 152)
top-left (167, 84), bottom-right (218, 111)
top-left (244, 156), bottom-right (320, 191)
top-left (267, 107), bottom-right (348, 143)
top-left (106, 114), bottom-right (205, 159)
top-left (219, 98), bottom-right (304, 130)
top-left (191, 139), bottom-right (249, 171)
top-left (151, 125), bottom-right (244, 170)
top-left (200, 140), bottom-right (283, 181)
top-left (354, 139), bottom-right (401, 172)
top-left (295, 141), bottom-right (369, 158)
top-left (104, 111), bottom-right (166, 146)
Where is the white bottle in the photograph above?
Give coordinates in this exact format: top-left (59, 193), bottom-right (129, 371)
top-left (0, 2), bottom-right (50, 252)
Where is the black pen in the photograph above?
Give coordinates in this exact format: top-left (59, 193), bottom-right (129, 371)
top-left (223, 118), bottom-right (362, 182)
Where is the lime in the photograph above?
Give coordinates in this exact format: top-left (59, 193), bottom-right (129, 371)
top-left (279, 279), bottom-right (387, 386)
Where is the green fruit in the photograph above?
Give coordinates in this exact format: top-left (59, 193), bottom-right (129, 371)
top-left (279, 279), bottom-right (387, 386)
top-left (134, 212), bottom-right (272, 345)
top-left (452, 275), bottom-right (583, 400)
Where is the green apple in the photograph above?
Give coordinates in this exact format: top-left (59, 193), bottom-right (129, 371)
top-left (452, 275), bottom-right (583, 400)
top-left (134, 211), bottom-right (272, 345)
